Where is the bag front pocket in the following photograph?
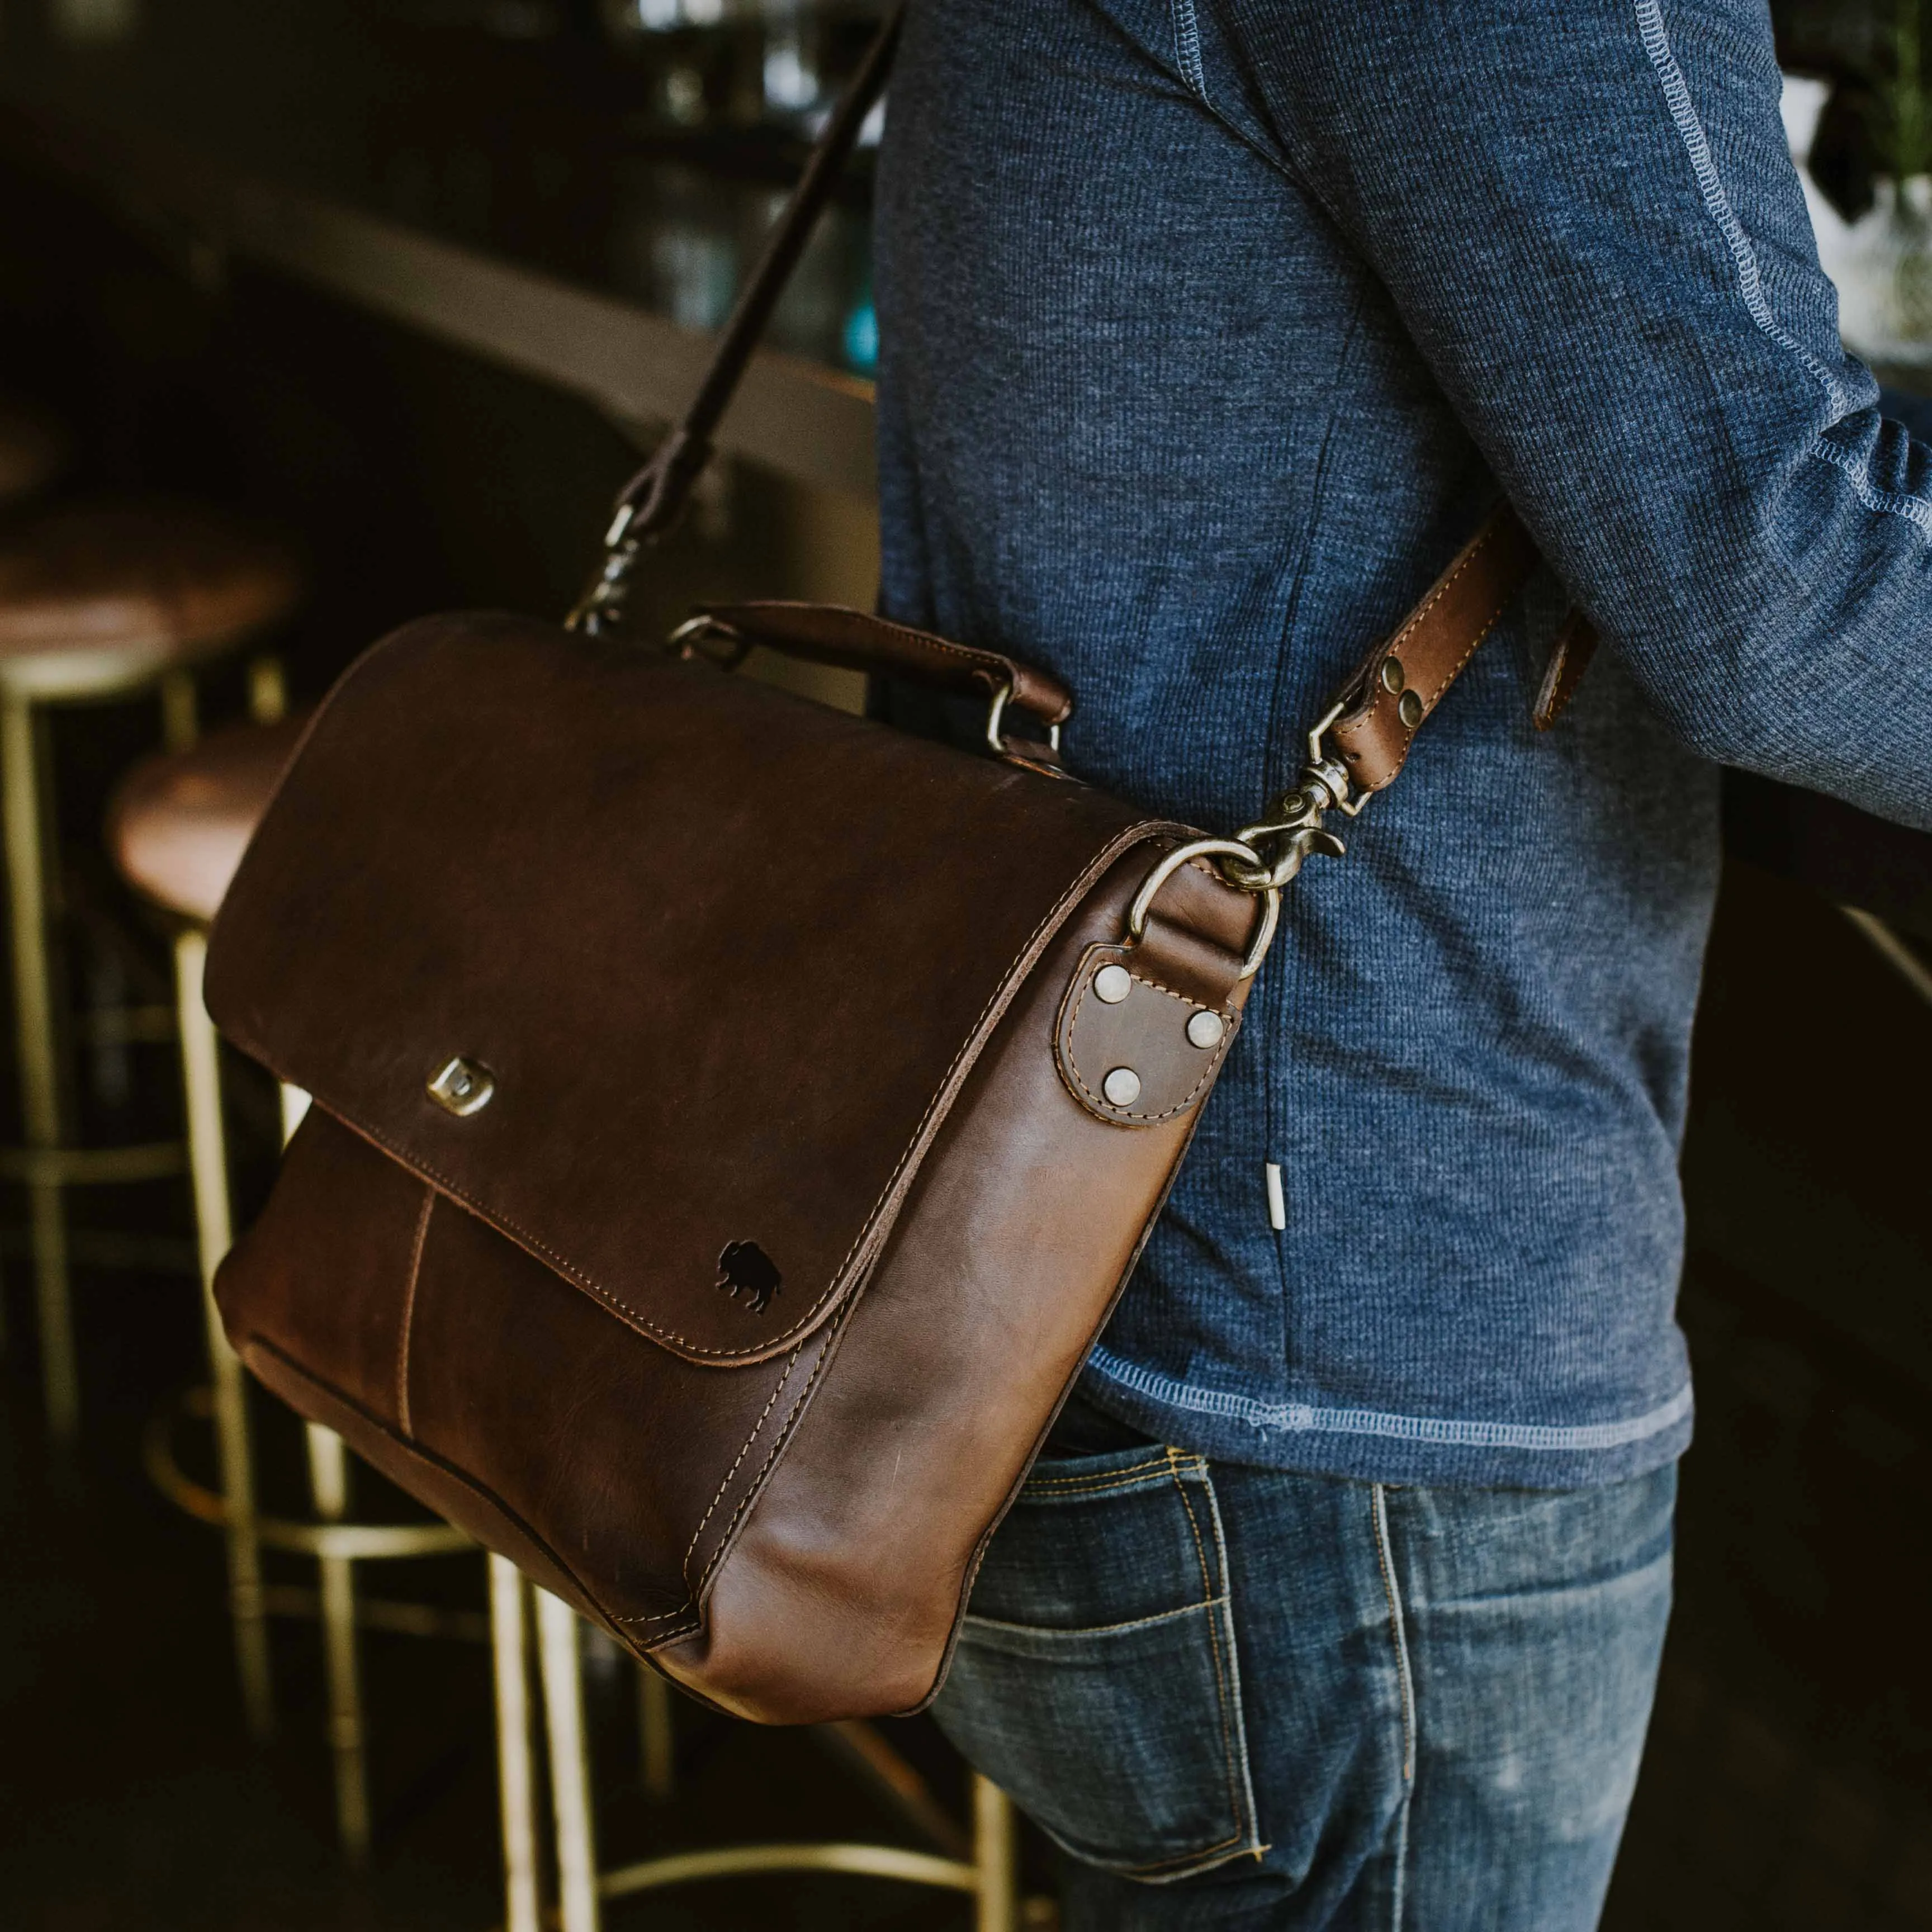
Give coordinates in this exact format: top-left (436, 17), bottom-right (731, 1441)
top-left (935, 1442), bottom-right (1261, 1882)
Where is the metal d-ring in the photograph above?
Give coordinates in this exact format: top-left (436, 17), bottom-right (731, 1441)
top-left (665, 614), bottom-right (715, 652)
top-left (983, 680), bottom-right (1063, 756)
top-left (983, 680), bottom-right (1014, 755)
top-left (1126, 838), bottom-right (1282, 981)
top-left (666, 614), bottom-right (752, 670)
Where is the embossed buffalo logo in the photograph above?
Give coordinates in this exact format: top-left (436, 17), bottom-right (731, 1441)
top-left (715, 1240), bottom-right (782, 1315)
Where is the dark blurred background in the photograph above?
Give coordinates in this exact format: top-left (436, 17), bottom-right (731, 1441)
top-left (0, 3), bottom-right (1926, 1928)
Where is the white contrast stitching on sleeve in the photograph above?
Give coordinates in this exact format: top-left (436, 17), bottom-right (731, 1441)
top-left (1637, 0), bottom-right (1932, 537)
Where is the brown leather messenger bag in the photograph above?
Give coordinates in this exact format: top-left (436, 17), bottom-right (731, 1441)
top-left (206, 10), bottom-right (1589, 1724)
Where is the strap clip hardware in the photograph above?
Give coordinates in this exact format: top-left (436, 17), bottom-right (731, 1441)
top-left (1219, 704), bottom-right (1365, 893)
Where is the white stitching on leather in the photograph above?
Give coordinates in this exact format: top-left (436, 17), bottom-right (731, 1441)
top-left (613, 1341), bottom-right (806, 1629)
top-left (688, 1329), bottom-right (840, 1600)
top-left (681, 1346), bottom-right (803, 1569)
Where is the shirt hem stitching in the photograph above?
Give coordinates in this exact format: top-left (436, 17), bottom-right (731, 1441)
top-left (1085, 1346), bottom-right (1694, 1452)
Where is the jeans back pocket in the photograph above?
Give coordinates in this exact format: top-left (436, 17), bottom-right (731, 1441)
top-left (935, 1443), bottom-right (1261, 1883)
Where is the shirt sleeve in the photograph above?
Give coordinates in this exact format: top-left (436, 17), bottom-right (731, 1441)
top-left (1214, 0), bottom-right (1932, 830)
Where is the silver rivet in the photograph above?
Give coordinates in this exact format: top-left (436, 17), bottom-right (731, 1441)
top-left (1186, 1010), bottom-right (1225, 1049)
top-left (428, 1055), bottom-right (495, 1117)
top-left (1380, 656), bottom-right (1407, 694)
top-left (1093, 963), bottom-right (1132, 1004)
top-left (1398, 688), bottom-right (1424, 729)
top-left (1102, 1067), bottom-right (1142, 1107)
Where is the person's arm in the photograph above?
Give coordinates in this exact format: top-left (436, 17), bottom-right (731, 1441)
top-left (1215, 0), bottom-right (1932, 827)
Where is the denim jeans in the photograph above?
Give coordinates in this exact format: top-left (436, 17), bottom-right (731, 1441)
top-left (933, 1415), bottom-right (1674, 1929)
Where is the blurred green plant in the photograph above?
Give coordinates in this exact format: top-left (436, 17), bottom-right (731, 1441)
top-left (1775, 0), bottom-right (1932, 216)
top-left (1887, 1), bottom-right (1932, 349)
top-left (1781, 0), bottom-right (1932, 356)
top-left (1882, 0), bottom-right (1930, 181)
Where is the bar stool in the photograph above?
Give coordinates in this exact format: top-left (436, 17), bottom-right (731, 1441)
top-left (0, 396), bottom-right (68, 514)
top-left (0, 500), bottom-right (301, 1444)
top-left (490, 1561), bottom-right (1033, 1932)
top-left (107, 710), bottom-right (473, 1863)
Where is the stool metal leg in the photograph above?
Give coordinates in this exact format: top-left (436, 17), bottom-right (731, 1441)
top-left (973, 1774), bottom-right (1018, 1932)
top-left (247, 655), bottom-right (287, 726)
top-left (306, 1420), bottom-right (372, 1864)
top-left (638, 1662), bottom-right (676, 1802)
top-left (275, 1081), bottom-right (371, 1856)
top-left (489, 1555), bottom-right (542, 1932)
top-left (2, 691), bottom-right (78, 1442)
top-left (536, 1589), bottom-right (602, 1932)
top-left (174, 927), bottom-right (272, 1737)
top-left (158, 666), bottom-right (197, 754)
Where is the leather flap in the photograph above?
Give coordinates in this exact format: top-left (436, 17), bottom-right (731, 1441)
top-left (206, 613), bottom-right (1175, 1365)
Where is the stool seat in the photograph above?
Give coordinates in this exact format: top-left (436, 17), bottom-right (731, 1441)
top-left (0, 502), bottom-right (301, 699)
top-left (0, 398), bottom-right (68, 509)
top-left (109, 714), bottom-right (308, 924)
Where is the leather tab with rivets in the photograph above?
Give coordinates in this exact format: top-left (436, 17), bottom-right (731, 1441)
top-left (1055, 941), bottom-right (1241, 1128)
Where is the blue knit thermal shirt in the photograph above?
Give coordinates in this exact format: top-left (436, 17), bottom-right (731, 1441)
top-left (872, 0), bottom-right (1932, 1486)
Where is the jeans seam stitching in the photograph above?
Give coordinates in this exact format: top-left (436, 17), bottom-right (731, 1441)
top-left (1169, 1449), bottom-right (1247, 1848)
top-left (1024, 1455), bottom-right (1201, 1497)
top-left (1370, 1484), bottom-right (1417, 1785)
top-left (1114, 1832), bottom-right (1246, 1877)
top-left (962, 1594), bottom-right (1228, 1641)
top-left (1370, 1485), bottom-right (1415, 1928)
top-left (1200, 1461), bottom-right (1267, 1863)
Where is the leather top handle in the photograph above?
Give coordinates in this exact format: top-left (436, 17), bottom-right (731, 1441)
top-left (697, 602), bottom-right (1074, 728)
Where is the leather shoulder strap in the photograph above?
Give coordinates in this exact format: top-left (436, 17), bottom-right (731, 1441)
top-left (1327, 505), bottom-right (1537, 793)
top-left (1227, 503), bottom-right (1592, 893)
top-left (570, 9), bottom-right (903, 632)
top-left (1533, 605), bottom-right (1599, 731)
top-left (1323, 504), bottom-right (1593, 797)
